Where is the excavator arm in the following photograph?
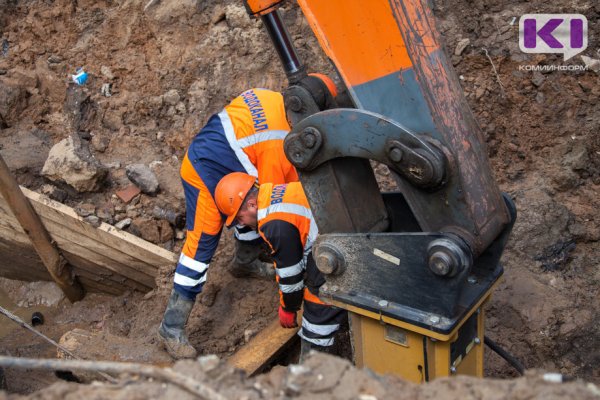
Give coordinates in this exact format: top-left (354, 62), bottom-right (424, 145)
top-left (243, 0), bottom-right (516, 382)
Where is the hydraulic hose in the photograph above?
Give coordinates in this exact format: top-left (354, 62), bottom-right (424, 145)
top-left (484, 336), bottom-right (525, 375)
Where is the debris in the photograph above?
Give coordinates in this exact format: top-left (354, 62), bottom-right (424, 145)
top-left (126, 164), bottom-right (160, 195)
top-left (580, 55), bottom-right (600, 74)
top-left (101, 83), bottom-right (112, 97)
top-left (100, 65), bottom-right (115, 80)
top-left (116, 184), bottom-right (141, 203)
top-left (1, 39), bottom-right (8, 57)
top-left (454, 38), bottom-right (470, 56)
top-left (47, 55), bottom-right (62, 64)
top-left (84, 215), bottom-right (101, 227)
top-left (534, 239), bottom-right (576, 272)
top-left (531, 71), bottom-right (545, 87)
top-left (41, 134), bottom-right (108, 192)
top-left (163, 89), bottom-right (181, 106)
top-left (40, 184), bottom-right (68, 203)
top-left (114, 217), bottom-right (132, 230)
top-left (153, 206), bottom-right (185, 229)
top-left (71, 67), bottom-right (88, 85)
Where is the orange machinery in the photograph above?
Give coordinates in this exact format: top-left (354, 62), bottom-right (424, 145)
top-left (243, 0), bottom-right (516, 382)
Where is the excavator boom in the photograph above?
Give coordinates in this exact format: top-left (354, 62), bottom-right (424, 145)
top-left (243, 0), bottom-right (516, 381)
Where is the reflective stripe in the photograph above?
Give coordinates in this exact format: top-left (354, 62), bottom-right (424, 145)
top-left (218, 110), bottom-right (258, 177)
top-left (279, 281), bottom-right (304, 293)
top-left (298, 331), bottom-right (334, 347)
top-left (258, 202), bottom-right (318, 250)
top-left (237, 130), bottom-right (288, 149)
top-left (302, 317), bottom-right (340, 336)
top-left (174, 272), bottom-right (207, 287)
top-left (179, 253), bottom-right (209, 274)
top-left (234, 229), bottom-right (261, 241)
top-left (276, 260), bottom-right (304, 278)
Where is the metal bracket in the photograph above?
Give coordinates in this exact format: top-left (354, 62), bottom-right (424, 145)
top-left (284, 108), bottom-right (448, 190)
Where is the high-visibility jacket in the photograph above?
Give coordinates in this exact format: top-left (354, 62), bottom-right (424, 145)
top-left (174, 89), bottom-right (298, 300)
top-left (257, 182), bottom-right (319, 311)
top-left (257, 182), bottom-right (346, 347)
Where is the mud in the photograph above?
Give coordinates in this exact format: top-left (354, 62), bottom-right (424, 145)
top-left (0, 0), bottom-right (599, 397)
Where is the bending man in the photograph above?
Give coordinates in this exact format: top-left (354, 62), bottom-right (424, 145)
top-left (159, 89), bottom-right (298, 359)
top-left (214, 172), bottom-right (347, 357)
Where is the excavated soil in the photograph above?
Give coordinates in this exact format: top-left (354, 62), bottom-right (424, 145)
top-left (0, 0), bottom-right (598, 397)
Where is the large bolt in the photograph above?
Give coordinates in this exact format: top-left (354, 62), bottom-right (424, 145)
top-left (317, 250), bottom-right (339, 275)
top-left (315, 244), bottom-right (346, 276)
top-left (426, 237), bottom-right (472, 278)
top-left (286, 95), bottom-right (303, 112)
top-left (301, 128), bottom-right (318, 149)
top-left (388, 147), bottom-right (404, 163)
top-left (428, 251), bottom-right (453, 276)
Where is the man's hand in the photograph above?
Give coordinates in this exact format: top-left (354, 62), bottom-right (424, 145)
top-left (278, 306), bottom-right (298, 328)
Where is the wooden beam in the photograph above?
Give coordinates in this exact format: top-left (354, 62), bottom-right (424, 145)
top-left (0, 153), bottom-right (84, 302)
top-left (0, 174), bottom-right (177, 295)
top-left (228, 313), bottom-right (301, 376)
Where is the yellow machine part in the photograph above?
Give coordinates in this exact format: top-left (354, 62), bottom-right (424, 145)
top-left (336, 292), bottom-right (491, 383)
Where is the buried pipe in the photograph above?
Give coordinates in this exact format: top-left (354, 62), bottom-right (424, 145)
top-left (0, 154), bottom-right (84, 302)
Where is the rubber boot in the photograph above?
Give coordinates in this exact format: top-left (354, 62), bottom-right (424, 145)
top-left (158, 290), bottom-right (198, 359)
top-left (229, 240), bottom-right (275, 280)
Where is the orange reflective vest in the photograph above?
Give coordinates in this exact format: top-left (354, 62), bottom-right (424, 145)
top-left (220, 89), bottom-right (298, 185)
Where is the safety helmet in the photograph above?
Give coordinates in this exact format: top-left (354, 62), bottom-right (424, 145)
top-left (214, 172), bottom-right (257, 227)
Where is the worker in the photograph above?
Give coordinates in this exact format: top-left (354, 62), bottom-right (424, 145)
top-left (214, 172), bottom-right (347, 359)
top-left (158, 89), bottom-right (298, 359)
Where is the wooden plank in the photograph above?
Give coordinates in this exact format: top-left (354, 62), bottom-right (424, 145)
top-left (0, 225), bottom-right (139, 293)
top-left (0, 212), bottom-right (155, 288)
top-left (0, 186), bottom-right (178, 295)
top-left (65, 252), bottom-right (150, 292)
top-left (22, 188), bottom-right (177, 265)
top-left (228, 314), bottom-right (301, 376)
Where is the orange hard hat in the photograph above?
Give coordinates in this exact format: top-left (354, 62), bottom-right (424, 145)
top-left (214, 172), bottom-right (257, 227)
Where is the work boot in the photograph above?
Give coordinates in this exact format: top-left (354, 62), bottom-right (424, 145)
top-left (229, 240), bottom-right (275, 280)
top-left (158, 290), bottom-right (198, 359)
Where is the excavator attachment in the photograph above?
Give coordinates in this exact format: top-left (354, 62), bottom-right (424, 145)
top-left (244, 0), bottom-right (516, 381)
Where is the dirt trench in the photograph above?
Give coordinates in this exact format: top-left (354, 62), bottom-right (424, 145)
top-left (0, 0), bottom-right (599, 396)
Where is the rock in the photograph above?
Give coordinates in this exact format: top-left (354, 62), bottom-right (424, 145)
top-left (115, 218), bottom-right (132, 230)
top-left (454, 38), bottom-right (470, 56)
top-left (531, 71), bottom-right (545, 87)
top-left (126, 164), bottom-right (160, 195)
top-left (158, 219), bottom-right (174, 242)
top-left (47, 55), bottom-right (62, 64)
top-left (91, 134), bottom-right (110, 152)
top-left (41, 135), bottom-right (108, 192)
top-left (563, 141), bottom-right (589, 172)
top-left (102, 109), bottom-right (123, 131)
top-left (75, 203), bottom-right (96, 217)
top-left (100, 65), bottom-right (115, 80)
top-left (84, 215), bottom-right (101, 227)
top-left (133, 218), bottom-right (161, 243)
top-left (0, 279), bottom-right (65, 307)
top-left (163, 89), bottom-right (180, 106)
top-left (0, 81), bottom-right (28, 128)
top-left (551, 168), bottom-right (579, 192)
top-left (40, 184), bottom-right (68, 202)
top-left (580, 55), bottom-right (600, 74)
